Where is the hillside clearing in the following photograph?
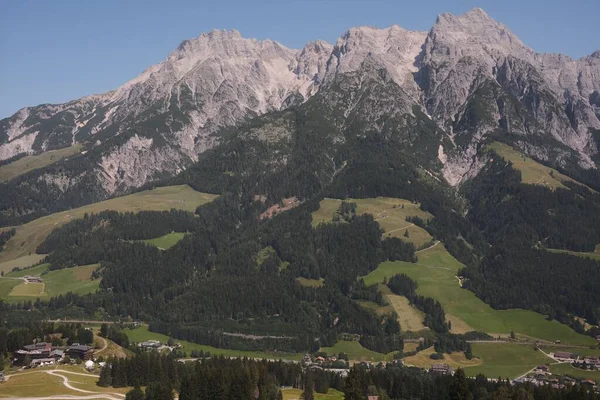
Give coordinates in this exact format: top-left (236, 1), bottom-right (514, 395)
top-left (1, 263), bottom-right (101, 301)
top-left (0, 185), bottom-right (218, 272)
top-left (140, 232), bottom-right (187, 249)
top-left (403, 346), bottom-right (482, 370)
top-left (124, 324), bottom-right (302, 361)
top-left (487, 142), bottom-right (591, 191)
top-left (320, 340), bottom-right (392, 362)
top-left (296, 277), bottom-right (325, 288)
top-left (363, 244), bottom-right (595, 345)
top-left (312, 197), bottom-right (434, 248)
top-left (0, 144), bottom-right (83, 182)
top-left (546, 244), bottom-right (600, 261)
top-left (386, 294), bottom-right (427, 331)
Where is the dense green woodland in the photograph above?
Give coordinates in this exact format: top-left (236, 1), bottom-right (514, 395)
top-left (103, 354), bottom-right (600, 400)
top-left (459, 157), bottom-right (600, 326)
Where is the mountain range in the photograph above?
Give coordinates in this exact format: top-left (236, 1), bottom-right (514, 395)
top-left (2, 7), bottom-right (599, 203)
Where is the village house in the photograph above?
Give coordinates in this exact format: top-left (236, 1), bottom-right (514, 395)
top-left (553, 352), bottom-right (578, 362)
top-left (23, 275), bottom-right (43, 283)
top-left (429, 363), bottom-right (454, 376)
top-left (30, 358), bottom-right (56, 367)
top-left (66, 343), bottom-right (94, 360)
top-left (138, 340), bottom-right (162, 350)
top-left (535, 365), bottom-right (549, 373)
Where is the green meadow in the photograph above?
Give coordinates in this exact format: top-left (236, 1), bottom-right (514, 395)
top-left (464, 343), bottom-right (553, 379)
top-left (0, 263), bottom-right (101, 302)
top-left (0, 185), bottom-right (218, 272)
top-left (141, 232), bottom-right (187, 249)
top-left (0, 144), bottom-right (83, 182)
top-left (124, 325), bottom-right (302, 361)
top-left (363, 245), bottom-right (595, 345)
top-left (312, 197), bottom-right (434, 248)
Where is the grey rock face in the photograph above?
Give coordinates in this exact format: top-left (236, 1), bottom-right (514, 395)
top-left (1, 8), bottom-right (598, 193)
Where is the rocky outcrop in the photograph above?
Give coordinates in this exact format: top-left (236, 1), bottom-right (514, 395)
top-left (1, 8), bottom-right (598, 194)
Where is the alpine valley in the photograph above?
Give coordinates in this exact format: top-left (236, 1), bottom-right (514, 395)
top-left (1, 7), bottom-right (600, 398)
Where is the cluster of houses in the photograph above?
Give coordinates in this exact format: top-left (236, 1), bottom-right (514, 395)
top-left (515, 364), bottom-right (598, 392)
top-left (552, 352), bottom-right (600, 370)
top-left (13, 341), bottom-right (94, 368)
top-left (138, 339), bottom-right (180, 353)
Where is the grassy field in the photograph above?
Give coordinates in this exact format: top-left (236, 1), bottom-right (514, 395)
top-left (487, 142), bottom-right (591, 191)
top-left (386, 294), bottom-right (427, 331)
top-left (0, 367), bottom-right (131, 398)
top-left (296, 277), bottom-right (325, 288)
top-left (362, 245), bottom-right (595, 345)
top-left (0, 253), bottom-right (47, 274)
top-left (0, 185), bottom-right (218, 272)
top-left (0, 144), bottom-right (83, 182)
top-left (312, 198), bottom-right (434, 248)
top-left (464, 343), bottom-right (553, 379)
top-left (0, 263), bottom-right (101, 301)
top-left (539, 346), bottom-right (600, 357)
top-left (140, 232), bottom-right (187, 249)
top-left (282, 388), bottom-right (344, 400)
top-left (403, 346), bottom-right (482, 370)
top-left (546, 244), bottom-right (600, 261)
top-left (320, 340), bottom-right (391, 362)
top-left (550, 363), bottom-right (600, 382)
top-left (124, 325), bottom-right (302, 361)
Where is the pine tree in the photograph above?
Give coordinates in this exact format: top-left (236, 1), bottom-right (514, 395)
top-left (125, 387), bottom-right (145, 400)
top-left (343, 368), bottom-right (364, 400)
top-left (301, 372), bottom-right (314, 400)
top-left (98, 365), bottom-right (112, 387)
top-left (449, 369), bottom-right (471, 400)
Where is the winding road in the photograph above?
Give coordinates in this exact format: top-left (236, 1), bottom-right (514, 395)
top-left (3, 368), bottom-right (124, 400)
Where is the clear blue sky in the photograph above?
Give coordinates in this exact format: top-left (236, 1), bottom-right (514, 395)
top-left (1, 0), bottom-right (599, 119)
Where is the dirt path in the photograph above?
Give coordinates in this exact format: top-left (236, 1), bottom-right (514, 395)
top-left (416, 241), bottom-right (440, 253)
top-left (95, 336), bottom-right (108, 354)
top-left (383, 223), bottom-right (415, 235)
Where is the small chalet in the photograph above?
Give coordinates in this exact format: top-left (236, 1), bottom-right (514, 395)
top-left (535, 365), bottom-right (549, 372)
top-left (430, 363), bottom-right (454, 376)
top-left (553, 352), bottom-right (577, 362)
top-left (139, 340), bottom-right (162, 350)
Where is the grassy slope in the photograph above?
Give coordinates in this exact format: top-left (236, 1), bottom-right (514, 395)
top-left (312, 198), bottom-right (434, 248)
top-left (386, 294), bottom-right (427, 332)
top-left (363, 245), bottom-right (595, 345)
top-left (0, 367), bottom-right (131, 398)
top-left (0, 264), bottom-right (101, 301)
top-left (124, 325), bottom-right (302, 361)
top-left (465, 343), bottom-right (554, 379)
top-left (546, 244), bottom-right (600, 261)
top-left (0, 254), bottom-right (47, 275)
top-left (0, 185), bottom-right (218, 272)
top-left (296, 277), bottom-right (324, 288)
top-left (0, 144), bottom-right (83, 182)
top-left (550, 363), bottom-right (600, 382)
top-left (282, 388), bottom-right (344, 400)
top-left (140, 232), bottom-right (187, 250)
top-left (487, 141), bottom-right (593, 191)
top-left (402, 346), bottom-right (482, 370)
top-left (320, 340), bottom-right (394, 362)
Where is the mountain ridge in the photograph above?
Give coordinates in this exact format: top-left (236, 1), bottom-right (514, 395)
top-left (1, 8), bottom-right (599, 206)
